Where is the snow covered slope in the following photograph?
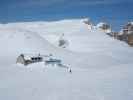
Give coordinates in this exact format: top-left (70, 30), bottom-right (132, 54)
top-left (0, 24), bottom-right (79, 66)
top-left (0, 19), bottom-right (133, 100)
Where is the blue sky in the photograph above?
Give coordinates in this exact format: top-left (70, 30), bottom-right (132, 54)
top-left (0, 0), bottom-right (133, 30)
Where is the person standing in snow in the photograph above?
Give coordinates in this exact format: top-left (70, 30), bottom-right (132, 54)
top-left (69, 68), bottom-right (72, 73)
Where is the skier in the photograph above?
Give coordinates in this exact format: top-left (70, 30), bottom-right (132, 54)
top-left (68, 67), bottom-right (72, 73)
top-left (69, 68), bottom-right (72, 73)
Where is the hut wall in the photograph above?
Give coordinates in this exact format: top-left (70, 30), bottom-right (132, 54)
top-left (16, 55), bottom-right (25, 64)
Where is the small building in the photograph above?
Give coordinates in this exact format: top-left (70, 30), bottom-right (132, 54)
top-left (16, 54), bottom-right (43, 66)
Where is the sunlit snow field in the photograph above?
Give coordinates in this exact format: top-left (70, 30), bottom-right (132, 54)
top-left (0, 19), bottom-right (133, 100)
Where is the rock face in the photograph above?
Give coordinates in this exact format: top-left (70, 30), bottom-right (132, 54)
top-left (119, 22), bottom-right (133, 45)
top-left (97, 22), bottom-right (111, 33)
top-left (123, 22), bottom-right (133, 34)
top-left (127, 34), bottom-right (133, 45)
top-left (58, 34), bottom-right (69, 48)
top-left (82, 18), bottom-right (94, 30)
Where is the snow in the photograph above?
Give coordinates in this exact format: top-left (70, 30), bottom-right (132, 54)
top-left (0, 19), bottom-right (133, 100)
